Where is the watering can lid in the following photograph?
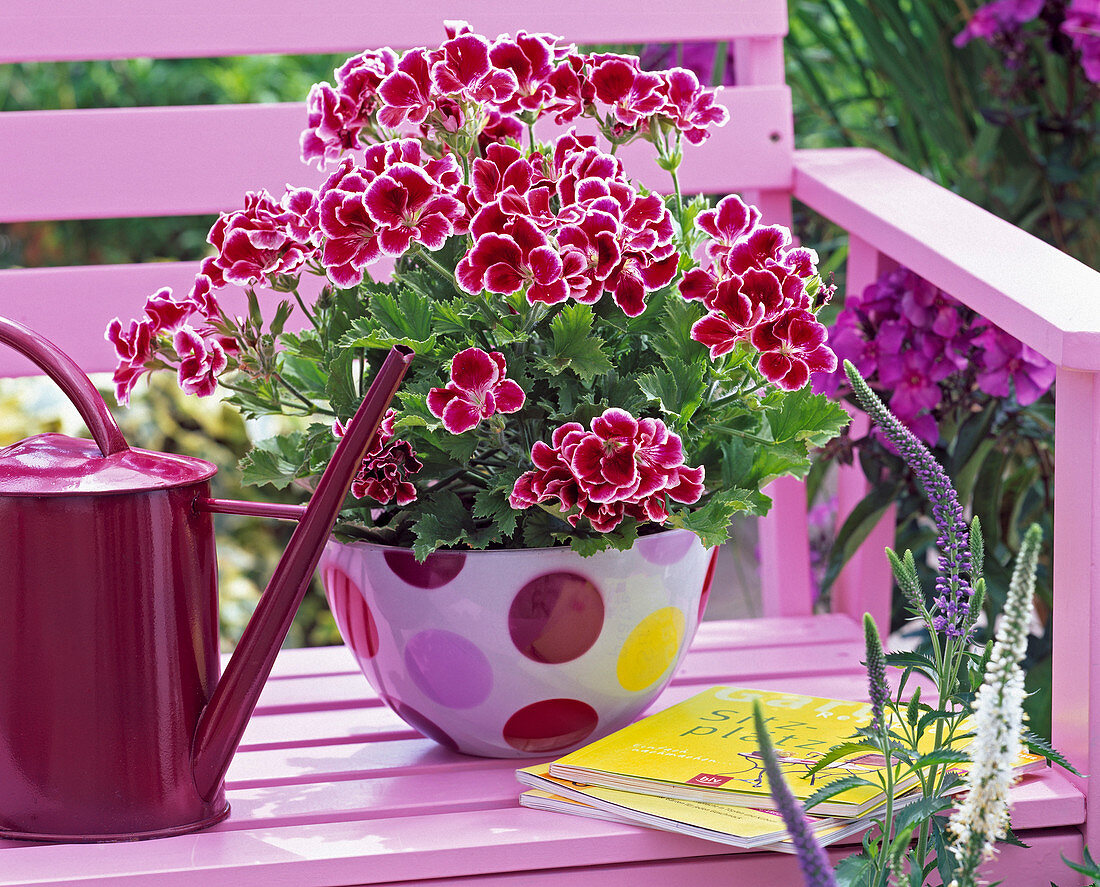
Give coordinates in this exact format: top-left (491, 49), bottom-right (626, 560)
top-left (0, 433), bottom-right (217, 496)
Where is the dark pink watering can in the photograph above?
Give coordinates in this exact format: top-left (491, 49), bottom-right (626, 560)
top-left (0, 316), bottom-right (412, 842)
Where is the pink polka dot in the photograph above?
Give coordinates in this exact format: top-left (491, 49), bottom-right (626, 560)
top-left (384, 697), bottom-right (459, 752)
top-left (699, 547), bottom-right (719, 622)
top-left (509, 572), bottom-right (604, 664)
top-left (324, 565), bottom-right (379, 659)
top-left (405, 629), bottom-right (492, 709)
top-left (502, 699), bottom-right (599, 753)
top-left (637, 529), bottom-right (696, 565)
top-left (384, 549), bottom-right (466, 589)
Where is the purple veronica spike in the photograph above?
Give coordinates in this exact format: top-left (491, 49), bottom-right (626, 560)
top-left (753, 703), bottom-right (837, 887)
top-left (864, 614), bottom-right (889, 733)
top-left (844, 361), bottom-right (974, 641)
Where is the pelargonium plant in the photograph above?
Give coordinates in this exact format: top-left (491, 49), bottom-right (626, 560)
top-left (106, 22), bottom-right (848, 560)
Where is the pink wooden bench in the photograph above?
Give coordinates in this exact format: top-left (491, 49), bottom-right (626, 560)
top-left (2, 2), bottom-right (1098, 883)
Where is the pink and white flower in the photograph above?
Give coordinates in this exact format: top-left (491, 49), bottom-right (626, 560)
top-left (510, 409), bottom-right (704, 533)
top-left (173, 326), bottom-right (228, 398)
top-left (334, 408), bottom-right (422, 505)
top-left (427, 348), bottom-right (526, 434)
top-left (105, 317), bottom-right (155, 405)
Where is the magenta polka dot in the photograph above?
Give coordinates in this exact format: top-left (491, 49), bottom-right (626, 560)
top-left (385, 697), bottom-right (459, 752)
top-left (405, 629), bottom-right (492, 709)
top-left (698, 547), bottom-right (719, 622)
top-left (384, 549), bottom-right (466, 589)
top-left (324, 566), bottom-right (379, 659)
top-left (509, 572), bottom-right (604, 664)
top-left (503, 699), bottom-right (599, 753)
top-left (637, 529), bottom-right (696, 565)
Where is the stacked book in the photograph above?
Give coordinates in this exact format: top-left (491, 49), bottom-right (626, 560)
top-left (516, 686), bottom-right (1045, 853)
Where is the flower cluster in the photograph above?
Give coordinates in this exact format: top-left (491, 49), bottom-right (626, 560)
top-left (105, 286), bottom-right (230, 404)
top-left (681, 195), bottom-right (837, 390)
top-left (947, 525), bottom-right (1041, 886)
top-left (300, 23), bottom-right (730, 170)
top-left (817, 267), bottom-right (1054, 444)
top-left (333, 409), bottom-right (422, 506)
top-left (105, 23), bottom-right (845, 558)
top-left (510, 409), bottom-right (704, 533)
top-left (955, 0), bottom-right (1099, 82)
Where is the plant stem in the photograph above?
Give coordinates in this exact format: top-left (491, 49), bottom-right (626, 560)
top-left (418, 249), bottom-right (459, 290)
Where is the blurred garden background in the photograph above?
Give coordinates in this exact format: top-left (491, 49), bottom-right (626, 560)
top-left (1, 0), bottom-right (1095, 737)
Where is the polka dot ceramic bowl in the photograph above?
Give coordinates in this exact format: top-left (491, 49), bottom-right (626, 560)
top-left (319, 530), bottom-right (718, 757)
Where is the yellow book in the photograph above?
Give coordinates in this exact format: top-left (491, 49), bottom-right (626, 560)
top-left (548, 686), bottom-right (916, 817)
top-left (516, 764), bottom-right (881, 852)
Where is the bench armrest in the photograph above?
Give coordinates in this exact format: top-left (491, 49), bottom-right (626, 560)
top-left (793, 148), bottom-right (1100, 370)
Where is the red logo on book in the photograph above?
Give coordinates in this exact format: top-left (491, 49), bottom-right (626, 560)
top-left (688, 773), bottom-right (731, 787)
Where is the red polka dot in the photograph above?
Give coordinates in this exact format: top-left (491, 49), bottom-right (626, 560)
top-left (324, 566), bottom-right (379, 659)
top-left (384, 549), bottom-right (466, 588)
top-left (509, 572), bottom-right (604, 664)
top-left (502, 699), bottom-right (599, 753)
top-left (699, 547), bottom-right (719, 622)
top-left (384, 697), bottom-right (459, 752)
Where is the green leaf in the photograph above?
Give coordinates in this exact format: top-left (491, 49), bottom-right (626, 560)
top-left (912, 748), bottom-right (970, 769)
top-left (1022, 730), bottom-right (1079, 775)
top-left (473, 480), bottom-right (521, 541)
top-left (541, 303), bottom-right (614, 381)
top-left (339, 316), bottom-right (438, 354)
top-left (239, 432), bottom-right (307, 489)
top-left (325, 349), bottom-right (358, 417)
top-left (750, 441), bottom-right (813, 486)
top-left (834, 851), bottom-right (876, 887)
top-left (803, 773), bottom-right (877, 811)
top-left (636, 357), bottom-right (707, 424)
top-left (411, 491), bottom-right (472, 561)
top-left (667, 488), bottom-right (766, 548)
top-left (765, 386), bottom-right (850, 447)
top-left (365, 285), bottom-right (435, 343)
top-left (805, 741), bottom-right (882, 776)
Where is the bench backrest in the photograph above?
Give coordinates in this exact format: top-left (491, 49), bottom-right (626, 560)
top-left (0, 0), bottom-right (794, 375)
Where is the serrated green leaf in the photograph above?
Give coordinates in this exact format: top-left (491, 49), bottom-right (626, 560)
top-left (339, 317), bottom-right (438, 354)
top-left (1022, 730), bottom-right (1079, 775)
top-left (326, 349), bottom-right (358, 417)
top-left (765, 386), bottom-right (851, 447)
top-left (473, 481), bottom-right (521, 540)
top-left (803, 774), bottom-right (877, 811)
top-left (667, 488), bottom-right (764, 548)
top-left (805, 741), bottom-right (882, 776)
top-left (366, 285), bottom-right (435, 343)
top-left (636, 357), bottom-right (707, 424)
top-left (411, 491), bottom-right (472, 561)
top-left (543, 303), bottom-right (614, 381)
top-left (239, 432), bottom-right (308, 489)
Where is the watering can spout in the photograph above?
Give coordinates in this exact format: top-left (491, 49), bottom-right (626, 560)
top-left (190, 345), bottom-right (414, 802)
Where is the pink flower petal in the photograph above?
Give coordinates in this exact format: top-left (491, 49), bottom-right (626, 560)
top-left (450, 347), bottom-right (501, 393)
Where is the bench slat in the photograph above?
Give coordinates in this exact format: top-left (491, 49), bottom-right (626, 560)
top-left (0, 1), bottom-right (786, 63)
top-left (0, 88), bottom-right (791, 224)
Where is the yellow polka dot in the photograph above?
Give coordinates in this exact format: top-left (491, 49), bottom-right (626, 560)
top-left (616, 607), bottom-right (686, 692)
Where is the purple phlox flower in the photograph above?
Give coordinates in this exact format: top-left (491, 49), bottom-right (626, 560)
top-left (845, 361), bottom-right (974, 640)
top-left (1063, 1), bottom-right (1100, 83)
top-left (954, 0), bottom-right (1045, 47)
top-left (753, 703), bottom-right (838, 887)
top-left (880, 351), bottom-right (941, 420)
top-left (973, 324), bottom-right (1056, 405)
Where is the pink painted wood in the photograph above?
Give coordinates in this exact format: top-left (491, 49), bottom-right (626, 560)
top-left (2, 1), bottom-right (1099, 882)
top-left (0, 641), bottom-right (1084, 886)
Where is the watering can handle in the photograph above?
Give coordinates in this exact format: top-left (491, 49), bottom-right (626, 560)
top-left (0, 316), bottom-right (130, 457)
